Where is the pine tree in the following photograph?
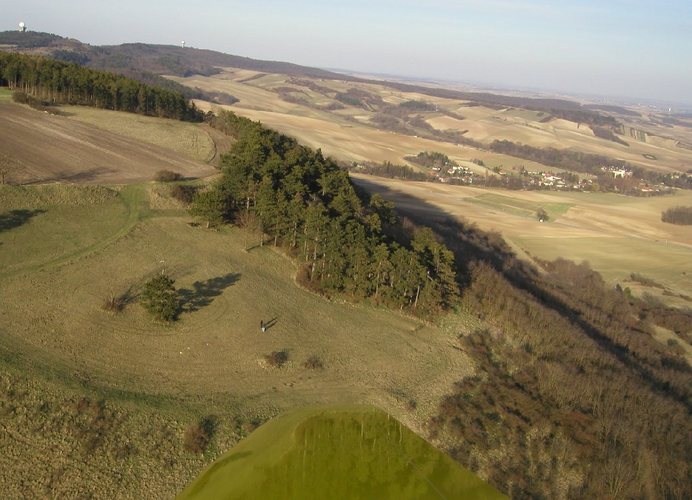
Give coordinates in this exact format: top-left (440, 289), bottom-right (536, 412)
top-left (141, 273), bottom-right (178, 322)
top-left (190, 189), bottom-right (232, 228)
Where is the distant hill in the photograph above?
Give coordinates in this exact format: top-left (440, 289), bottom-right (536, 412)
top-left (0, 30), bottom-right (77, 49)
top-left (0, 31), bottom-right (354, 80)
top-left (0, 30), bottom-right (616, 125)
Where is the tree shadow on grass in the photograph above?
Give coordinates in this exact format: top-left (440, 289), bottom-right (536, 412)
top-left (0, 209), bottom-right (46, 233)
top-left (178, 273), bottom-right (241, 313)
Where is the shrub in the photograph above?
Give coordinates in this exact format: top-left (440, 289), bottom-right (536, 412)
top-left (629, 273), bottom-right (664, 289)
top-left (303, 355), bottom-right (324, 370)
top-left (102, 293), bottom-right (126, 313)
top-left (295, 264), bottom-right (310, 283)
top-left (183, 416), bottom-right (217, 454)
top-left (666, 338), bottom-right (685, 355)
top-left (233, 416), bottom-right (262, 436)
top-left (264, 350), bottom-right (288, 368)
top-left (140, 273), bottom-right (178, 322)
top-left (13, 91), bottom-right (52, 112)
top-left (661, 206), bottom-right (692, 225)
top-left (241, 419), bottom-right (260, 435)
top-left (169, 184), bottom-right (198, 204)
top-left (154, 170), bottom-right (183, 182)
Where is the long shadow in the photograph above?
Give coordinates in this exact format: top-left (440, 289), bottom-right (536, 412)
top-left (178, 273), bottom-right (241, 313)
top-left (264, 317), bottom-right (278, 331)
top-left (21, 167), bottom-right (116, 185)
top-left (0, 209), bottom-right (46, 233)
top-left (352, 176), bottom-right (692, 412)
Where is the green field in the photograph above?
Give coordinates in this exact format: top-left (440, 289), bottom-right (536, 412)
top-left (514, 235), bottom-right (692, 293)
top-left (349, 174), bottom-right (692, 307)
top-left (0, 184), bottom-right (142, 276)
top-left (0, 87), bottom-right (12, 100)
top-left (180, 405), bottom-right (505, 500)
top-left (466, 193), bottom-right (573, 220)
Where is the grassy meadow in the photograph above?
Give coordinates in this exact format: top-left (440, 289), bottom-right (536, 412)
top-left (0, 184), bottom-right (134, 276)
top-left (0, 181), bottom-right (477, 496)
top-left (466, 192), bottom-right (574, 220)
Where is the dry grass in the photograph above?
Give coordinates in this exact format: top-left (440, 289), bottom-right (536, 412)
top-left (0, 184), bottom-right (120, 209)
top-left (61, 106), bottom-right (216, 163)
top-left (0, 182), bottom-right (479, 495)
top-left (173, 69), bottom-right (692, 176)
top-left (0, 368), bottom-right (242, 498)
top-left (197, 104), bottom-right (550, 173)
top-left (1, 181), bottom-right (472, 418)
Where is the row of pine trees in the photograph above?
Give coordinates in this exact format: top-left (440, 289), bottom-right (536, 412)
top-left (195, 111), bottom-right (459, 317)
top-left (0, 51), bottom-right (458, 316)
top-left (0, 52), bottom-right (202, 121)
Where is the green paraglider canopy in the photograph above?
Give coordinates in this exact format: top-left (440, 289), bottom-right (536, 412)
top-left (179, 405), bottom-right (506, 500)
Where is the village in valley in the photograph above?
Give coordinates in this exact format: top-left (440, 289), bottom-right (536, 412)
top-left (399, 151), bottom-right (677, 195)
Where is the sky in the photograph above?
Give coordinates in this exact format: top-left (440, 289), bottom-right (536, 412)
top-left (5, 0), bottom-right (692, 105)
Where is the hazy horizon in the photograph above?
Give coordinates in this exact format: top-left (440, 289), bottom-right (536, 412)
top-left (4, 0), bottom-right (692, 106)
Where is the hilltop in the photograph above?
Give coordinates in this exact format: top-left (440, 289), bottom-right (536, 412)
top-left (0, 30), bottom-right (621, 122)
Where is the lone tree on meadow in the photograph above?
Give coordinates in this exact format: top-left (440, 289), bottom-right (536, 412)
top-left (141, 273), bottom-right (178, 322)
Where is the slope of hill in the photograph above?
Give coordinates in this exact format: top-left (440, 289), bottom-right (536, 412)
top-left (180, 405), bottom-right (506, 499)
top-left (0, 179), bottom-right (474, 496)
top-left (2, 30), bottom-right (691, 500)
top-left (0, 99), bottom-right (216, 184)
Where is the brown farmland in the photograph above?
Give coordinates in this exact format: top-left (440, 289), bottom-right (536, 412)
top-left (0, 101), bottom-right (217, 184)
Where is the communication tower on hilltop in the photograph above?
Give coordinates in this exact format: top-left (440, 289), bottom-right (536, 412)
top-left (181, 40), bottom-right (185, 48)
top-left (18, 21), bottom-right (27, 32)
